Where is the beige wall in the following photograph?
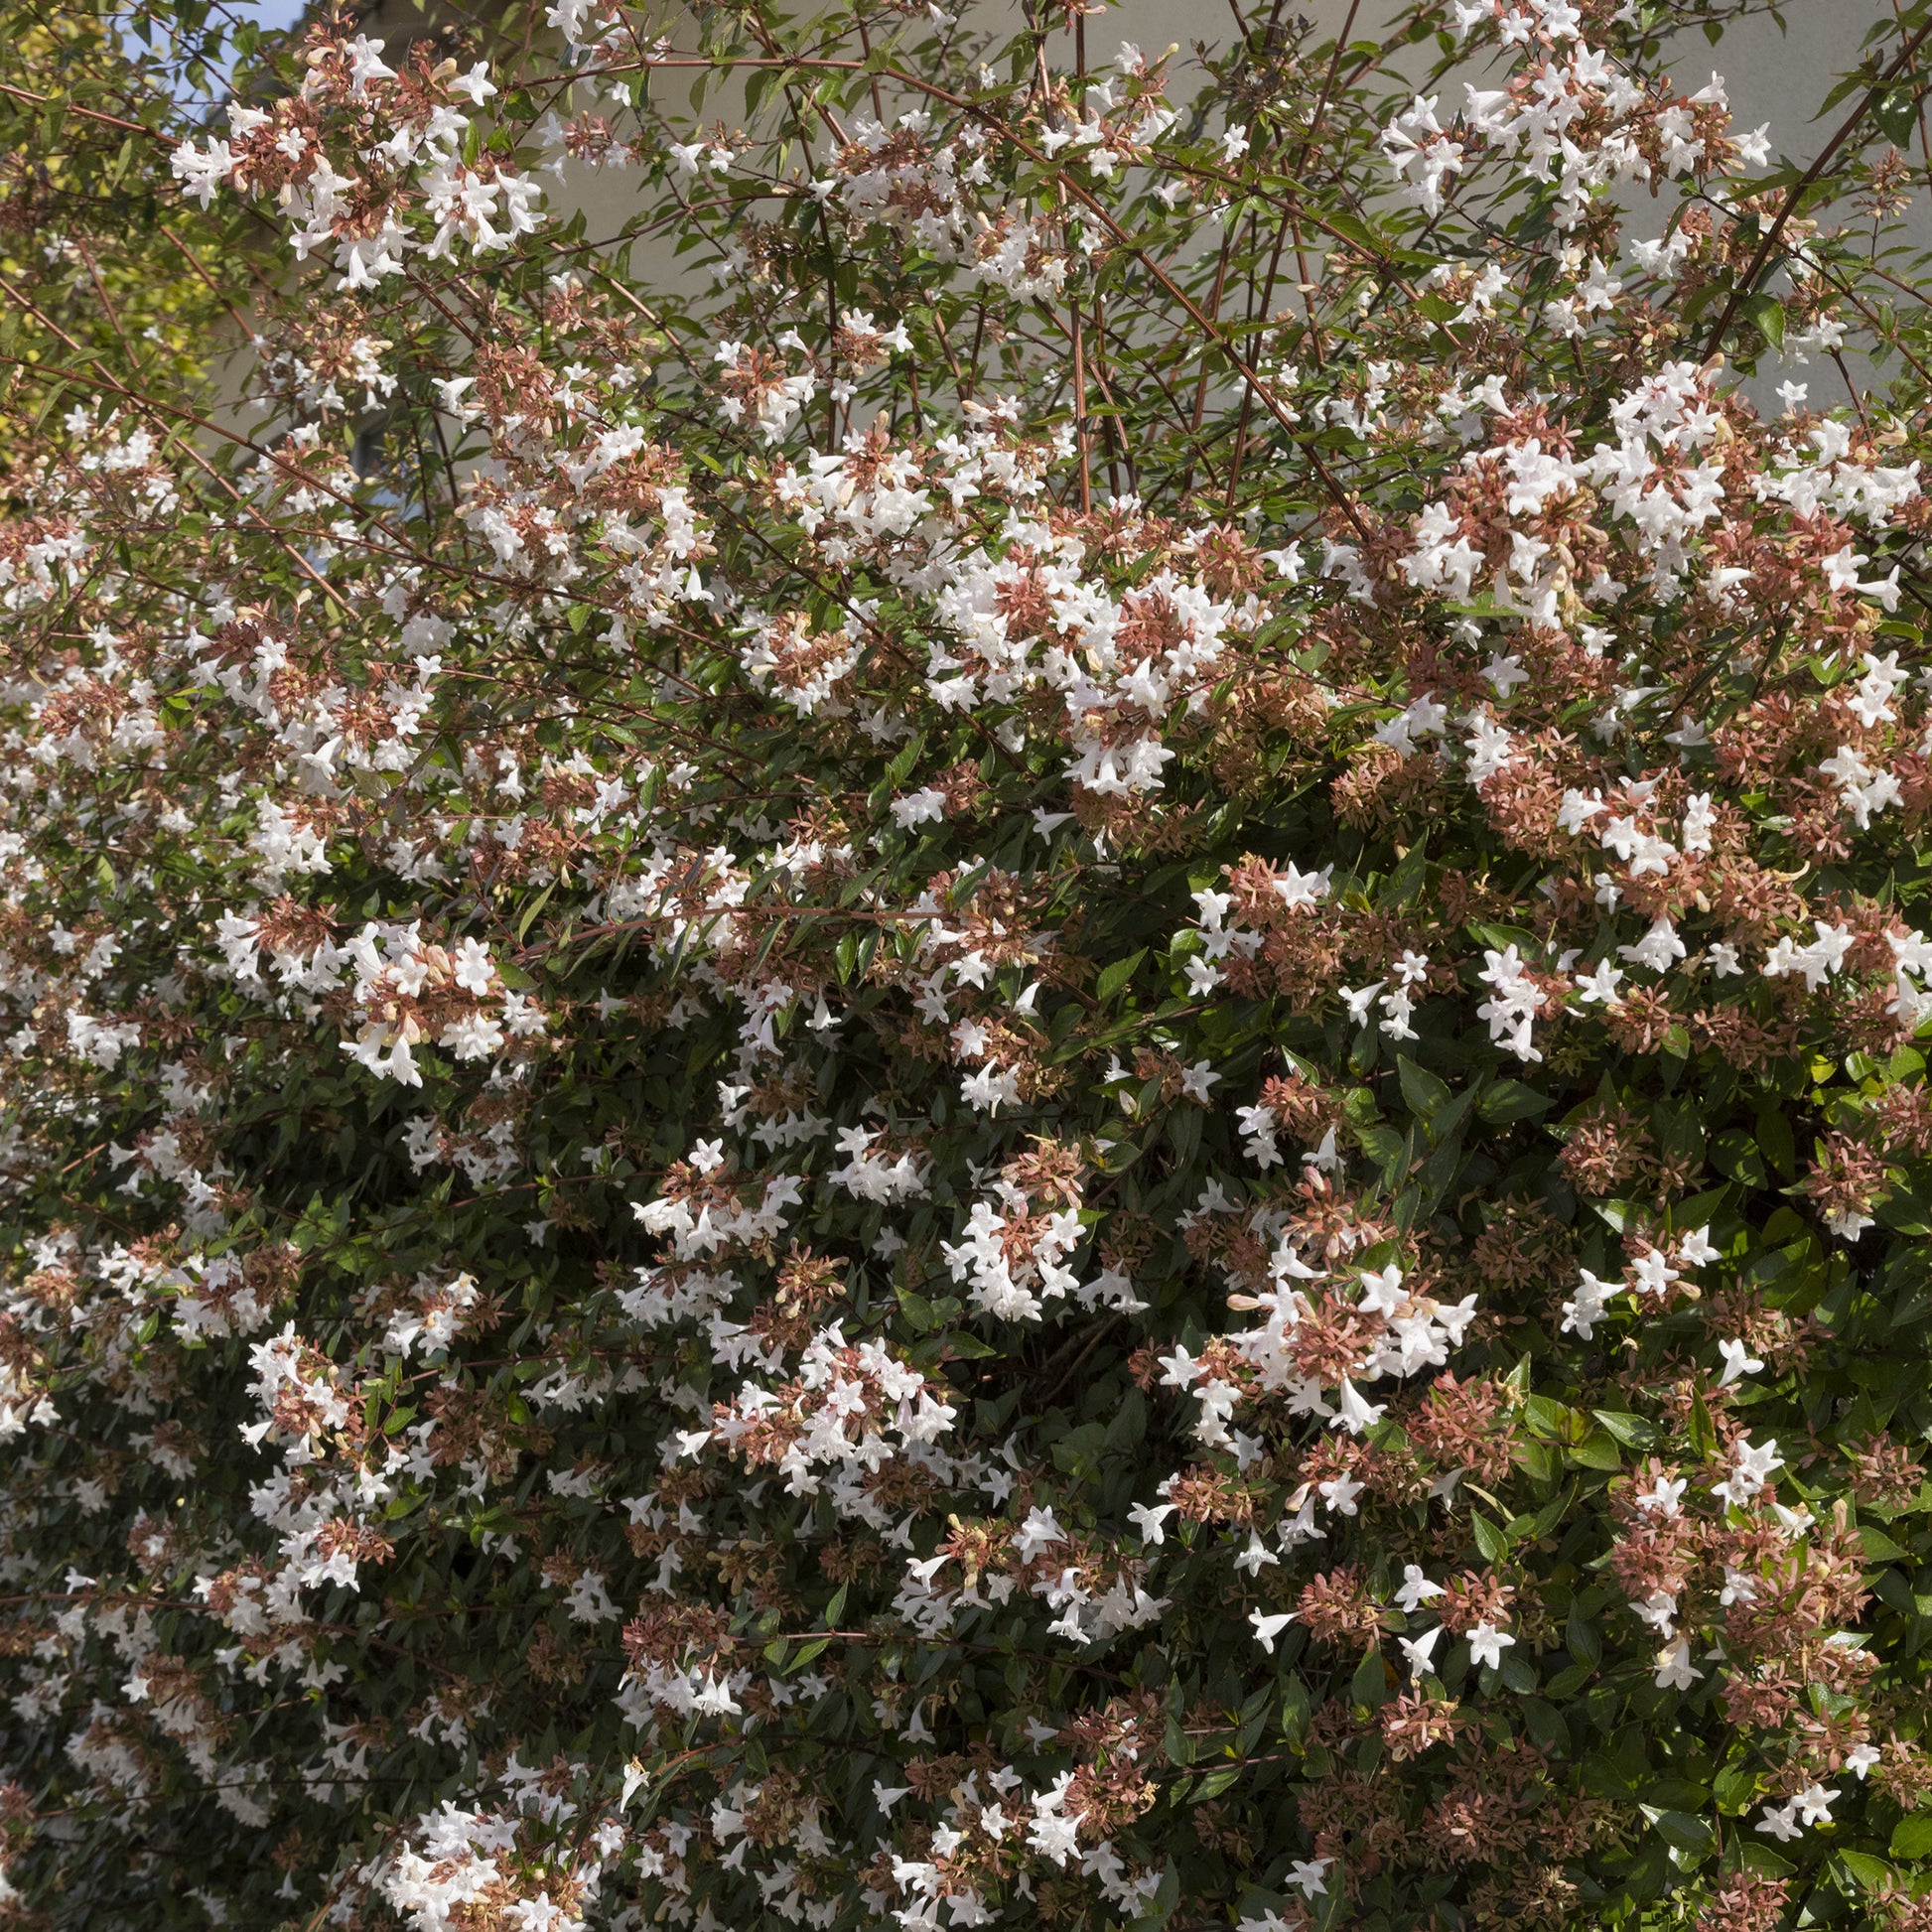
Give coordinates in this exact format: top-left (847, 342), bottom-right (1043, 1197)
top-left (479, 0), bottom-right (1914, 238)
top-left (558, 0), bottom-right (1923, 414)
top-left (210, 0), bottom-right (1922, 426)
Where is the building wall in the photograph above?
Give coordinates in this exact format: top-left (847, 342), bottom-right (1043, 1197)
top-left (533, 0), bottom-right (1912, 240)
top-left (208, 0), bottom-right (1922, 430)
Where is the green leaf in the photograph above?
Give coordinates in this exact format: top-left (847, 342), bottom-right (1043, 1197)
top-left (1094, 949), bottom-right (1147, 1003)
top-left (516, 881), bottom-right (556, 942)
top-left (1280, 1676), bottom-right (1311, 1744)
top-left (1568, 1431), bottom-right (1623, 1471)
top-left (32, 376), bottom-right (69, 431)
top-left (779, 1634), bottom-right (833, 1673)
top-left (1592, 1410), bottom-right (1661, 1449)
top-left (1687, 1386), bottom-right (1718, 1459)
top-left (1755, 1101), bottom-right (1797, 1179)
top-left (1710, 1128), bottom-right (1768, 1187)
top-left (1891, 1810), bottom-right (1932, 1859)
top-left (1379, 843), bottom-right (1427, 908)
top-left (1471, 1513), bottom-right (1510, 1563)
top-left (1742, 1840), bottom-right (1793, 1877)
top-left (1431, 1085), bottom-right (1480, 1144)
top-left (1477, 1079), bottom-right (1554, 1123)
top-left (1520, 1696), bottom-right (1568, 1754)
top-left (1106, 1387), bottom-right (1148, 1450)
top-left (1323, 210), bottom-right (1391, 260)
top-left (1875, 87), bottom-right (1921, 146)
top-left (1640, 1805), bottom-right (1716, 1859)
top-left (1861, 1524), bottom-right (1911, 1564)
top-left (1397, 1055), bottom-right (1451, 1125)
top-left (1130, 1862), bottom-right (1180, 1932)
top-left (1465, 921), bottom-right (1541, 955)
top-left (936, 1329), bottom-right (999, 1360)
top-left (1566, 1600), bottom-right (1601, 1667)
top-left (1739, 291), bottom-right (1785, 350)
top-left (886, 734), bottom-right (925, 785)
top-left (1522, 1395), bottom-right (1583, 1444)
top-left (1350, 1647), bottom-right (1391, 1708)
top-left (1839, 1849), bottom-right (1893, 1890)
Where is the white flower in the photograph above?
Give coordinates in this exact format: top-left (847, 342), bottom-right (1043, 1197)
top-left (449, 62), bottom-right (497, 104)
top-left (1274, 862), bottom-right (1332, 910)
top-left (1249, 1609), bottom-right (1295, 1653)
top-left (1399, 1625), bottom-right (1443, 1678)
top-left (439, 1012), bottom-right (505, 1061)
top-left (1573, 958), bottom-right (1624, 1006)
top-left (1628, 1248), bottom-right (1680, 1298)
top-left (891, 787), bottom-right (948, 828)
top-left (1652, 1634), bottom-right (1701, 1691)
top-left (1678, 1224), bottom-right (1720, 1266)
top-left (1719, 1566), bottom-right (1759, 1607)
top-left (1713, 1435), bottom-right (1783, 1507)
top-left (1561, 1268), bottom-right (1616, 1339)
top-left (1157, 1345), bottom-right (1202, 1389)
top-left (1394, 1564), bottom-right (1444, 1613)
top-left (1467, 1620), bottom-right (1514, 1670)
top-left (1014, 1506), bottom-right (1065, 1561)
top-left (1763, 920), bottom-right (1854, 991)
top-left (1634, 1476), bottom-right (1686, 1517)
top-left (1475, 944), bottom-right (1546, 1062)
top-left (1234, 1531), bottom-right (1281, 1575)
top-left (1287, 1858), bottom-right (1330, 1898)
top-left (1317, 1473), bottom-right (1364, 1516)
top-left (1339, 982), bottom-right (1385, 1026)
top-left (1632, 1589), bottom-right (1678, 1635)
top-left (1333, 1379), bottom-right (1386, 1436)
top-left (1180, 1059), bottom-right (1220, 1102)
top-left (960, 1064), bottom-right (1021, 1114)
top-left (1358, 1265), bottom-right (1405, 1315)
top-left (1617, 915), bottom-right (1686, 974)
top-left (1794, 1782), bottom-right (1840, 1827)
top-left (1716, 1337), bottom-right (1763, 1386)
top-left (452, 935), bottom-right (495, 992)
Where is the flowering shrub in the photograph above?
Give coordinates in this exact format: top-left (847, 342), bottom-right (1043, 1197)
top-left (6, 0), bottom-right (1932, 1924)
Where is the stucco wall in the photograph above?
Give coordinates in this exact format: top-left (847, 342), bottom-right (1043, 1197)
top-left (208, 0), bottom-right (1925, 431)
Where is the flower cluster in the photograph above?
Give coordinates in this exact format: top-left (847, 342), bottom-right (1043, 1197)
top-left (4, 0), bottom-right (1932, 1928)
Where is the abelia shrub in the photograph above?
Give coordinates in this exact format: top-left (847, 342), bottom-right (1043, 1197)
top-left (3, 0), bottom-right (1932, 1925)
